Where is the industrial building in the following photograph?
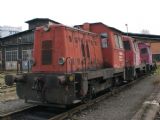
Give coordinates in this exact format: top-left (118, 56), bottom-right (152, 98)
top-left (0, 26), bottom-right (22, 38)
top-left (0, 18), bottom-right (60, 71)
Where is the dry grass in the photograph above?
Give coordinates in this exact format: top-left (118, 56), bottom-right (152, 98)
top-left (0, 72), bottom-right (17, 101)
top-left (153, 78), bottom-right (160, 86)
top-left (153, 66), bottom-right (160, 85)
top-left (0, 73), bottom-right (5, 87)
top-left (0, 71), bottom-right (17, 87)
top-left (155, 65), bottom-right (160, 74)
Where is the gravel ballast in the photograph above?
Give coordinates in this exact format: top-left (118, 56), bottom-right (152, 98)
top-left (72, 75), bottom-right (157, 120)
top-left (0, 99), bottom-right (35, 116)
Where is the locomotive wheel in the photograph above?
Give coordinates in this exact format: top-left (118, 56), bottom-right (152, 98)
top-left (25, 97), bottom-right (28, 103)
top-left (82, 97), bottom-right (90, 103)
top-left (80, 84), bottom-right (95, 103)
top-left (134, 72), bottom-right (138, 80)
top-left (114, 77), bottom-right (120, 87)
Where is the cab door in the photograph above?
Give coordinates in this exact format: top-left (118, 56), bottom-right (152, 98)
top-left (113, 34), bottom-right (125, 69)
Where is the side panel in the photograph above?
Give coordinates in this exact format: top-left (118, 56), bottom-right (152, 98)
top-left (90, 25), bottom-right (114, 68)
top-left (89, 24), bottom-right (125, 69)
top-left (32, 25), bottom-right (103, 73)
top-left (138, 43), bottom-right (152, 65)
top-left (64, 28), bottom-right (103, 72)
top-left (122, 36), bottom-right (135, 67)
top-left (134, 41), bottom-right (141, 67)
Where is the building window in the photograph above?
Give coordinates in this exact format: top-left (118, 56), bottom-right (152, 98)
top-left (153, 54), bottom-right (160, 62)
top-left (5, 50), bottom-right (18, 61)
top-left (22, 49), bottom-right (32, 61)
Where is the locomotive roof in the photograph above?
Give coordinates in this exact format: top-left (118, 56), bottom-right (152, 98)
top-left (38, 24), bottom-right (98, 36)
top-left (67, 25), bottom-right (98, 36)
top-left (74, 22), bottom-right (123, 33)
top-left (92, 22), bottom-right (123, 33)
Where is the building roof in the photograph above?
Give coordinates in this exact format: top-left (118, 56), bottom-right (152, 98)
top-left (124, 32), bottom-right (160, 41)
top-left (25, 18), bottom-right (60, 24)
top-left (0, 29), bottom-right (33, 41)
top-left (0, 18), bottom-right (61, 41)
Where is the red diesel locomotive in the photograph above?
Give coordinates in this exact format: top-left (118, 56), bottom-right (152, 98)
top-left (138, 42), bottom-right (154, 71)
top-left (5, 23), bottom-right (155, 106)
top-left (76, 23), bottom-right (125, 84)
top-left (122, 36), bottom-right (150, 80)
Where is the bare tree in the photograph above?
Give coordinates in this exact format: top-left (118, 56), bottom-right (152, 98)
top-left (141, 29), bottom-right (150, 34)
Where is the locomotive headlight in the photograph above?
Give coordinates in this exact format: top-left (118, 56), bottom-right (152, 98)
top-left (58, 57), bottom-right (66, 65)
top-left (69, 75), bottom-right (75, 81)
top-left (57, 76), bottom-right (66, 84)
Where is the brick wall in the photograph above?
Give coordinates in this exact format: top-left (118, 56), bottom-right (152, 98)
top-left (151, 42), bottom-right (160, 64)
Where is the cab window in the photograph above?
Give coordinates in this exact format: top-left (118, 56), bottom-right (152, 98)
top-left (118, 36), bottom-right (123, 48)
top-left (141, 48), bottom-right (147, 54)
top-left (123, 41), bottom-right (131, 50)
top-left (100, 33), bottom-right (108, 48)
top-left (114, 34), bottom-right (123, 49)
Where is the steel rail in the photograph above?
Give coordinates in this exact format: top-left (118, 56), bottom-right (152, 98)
top-left (0, 74), bottom-right (149, 120)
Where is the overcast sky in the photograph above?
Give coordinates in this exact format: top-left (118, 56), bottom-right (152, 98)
top-left (1, 0), bottom-right (160, 34)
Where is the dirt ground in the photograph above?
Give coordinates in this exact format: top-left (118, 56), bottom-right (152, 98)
top-left (0, 87), bottom-right (18, 102)
top-left (0, 73), bottom-right (5, 87)
top-left (0, 71), bottom-right (17, 87)
top-left (0, 72), bottom-right (18, 102)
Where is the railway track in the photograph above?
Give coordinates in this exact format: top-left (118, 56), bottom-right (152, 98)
top-left (155, 111), bottom-right (160, 120)
top-left (0, 75), bottom-right (149, 120)
top-left (0, 100), bottom-right (37, 120)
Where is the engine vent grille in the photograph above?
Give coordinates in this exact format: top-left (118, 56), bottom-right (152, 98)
top-left (41, 40), bottom-right (52, 65)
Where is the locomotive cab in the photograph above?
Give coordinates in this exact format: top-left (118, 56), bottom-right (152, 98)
top-left (75, 23), bottom-right (125, 84)
top-left (138, 42), bottom-right (153, 72)
top-left (122, 36), bottom-right (141, 80)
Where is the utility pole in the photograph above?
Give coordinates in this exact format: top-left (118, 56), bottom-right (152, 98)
top-left (125, 24), bottom-right (128, 36)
